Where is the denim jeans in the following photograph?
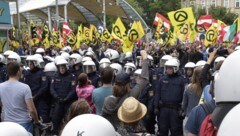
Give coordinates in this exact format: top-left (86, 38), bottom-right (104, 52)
top-left (20, 122), bottom-right (33, 134)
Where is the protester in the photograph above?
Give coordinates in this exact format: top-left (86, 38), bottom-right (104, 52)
top-left (92, 66), bottom-right (114, 115)
top-left (76, 73), bottom-right (95, 113)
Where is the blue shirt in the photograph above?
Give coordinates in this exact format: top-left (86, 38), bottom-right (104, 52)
top-left (185, 100), bottom-right (216, 135)
top-left (92, 86), bottom-right (112, 115)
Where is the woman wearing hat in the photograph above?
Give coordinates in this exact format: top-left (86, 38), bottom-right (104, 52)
top-left (117, 97), bottom-right (152, 136)
top-left (102, 50), bottom-right (149, 130)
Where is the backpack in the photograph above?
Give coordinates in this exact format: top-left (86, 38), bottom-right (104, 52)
top-left (199, 102), bottom-right (217, 136)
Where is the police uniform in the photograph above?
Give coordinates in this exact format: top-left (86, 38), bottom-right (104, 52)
top-left (69, 64), bottom-right (83, 77)
top-left (0, 64), bottom-right (7, 83)
top-left (87, 72), bottom-right (101, 88)
top-left (23, 67), bottom-right (49, 122)
top-left (154, 73), bottom-right (186, 136)
top-left (50, 71), bottom-right (76, 134)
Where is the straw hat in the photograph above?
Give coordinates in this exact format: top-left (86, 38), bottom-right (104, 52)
top-left (118, 97), bottom-right (147, 123)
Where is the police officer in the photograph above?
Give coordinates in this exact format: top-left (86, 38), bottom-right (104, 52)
top-left (83, 60), bottom-right (100, 88)
top-left (69, 53), bottom-right (83, 77)
top-left (0, 54), bottom-right (7, 83)
top-left (50, 58), bottom-right (77, 135)
top-left (24, 55), bottom-right (49, 123)
top-left (184, 62), bottom-right (196, 83)
top-left (154, 58), bottom-right (186, 136)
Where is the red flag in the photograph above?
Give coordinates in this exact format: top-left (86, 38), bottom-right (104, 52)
top-left (197, 15), bottom-right (213, 30)
top-left (232, 31), bottom-right (240, 44)
top-left (153, 13), bottom-right (170, 30)
top-left (36, 27), bottom-right (42, 41)
top-left (62, 21), bottom-right (72, 36)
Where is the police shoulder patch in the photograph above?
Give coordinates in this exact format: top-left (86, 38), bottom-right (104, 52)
top-left (71, 81), bottom-right (76, 86)
top-left (42, 76), bottom-right (46, 81)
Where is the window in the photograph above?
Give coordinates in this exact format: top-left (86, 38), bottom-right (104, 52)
top-left (224, 0), bottom-right (229, 8)
top-left (211, 0), bottom-right (216, 7)
top-left (201, 0), bottom-right (206, 7)
top-left (236, 0), bottom-right (240, 7)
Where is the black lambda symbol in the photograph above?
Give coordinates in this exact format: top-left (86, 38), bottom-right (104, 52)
top-left (113, 26), bottom-right (122, 38)
top-left (174, 11), bottom-right (188, 22)
top-left (103, 30), bottom-right (110, 39)
top-left (77, 131), bottom-right (85, 136)
top-left (129, 29), bottom-right (139, 41)
top-left (206, 30), bottom-right (215, 41)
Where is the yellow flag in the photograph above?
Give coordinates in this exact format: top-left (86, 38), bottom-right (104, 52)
top-left (83, 27), bottom-right (91, 41)
top-left (43, 38), bottom-right (50, 49)
top-left (204, 25), bottom-right (217, 47)
top-left (177, 21), bottom-right (191, 41)
top-left (101, 29), bottom-right (113, 43)
top-left (137, 21), bottom-right (145, 36)
top-left (233, 17), bottom-right (240, 32)
top-left (128, 21), bottom-right (145, 42)
top-left (168, 7), bottom-right (195, 27)
top-left (51, 30), bottom-right (62, 48)
top-left (75, 24), bottom-right (83, 49)
top-left (122, 35), bottom-right (134, 53)
top-left (189, 23), bottom-right (197, 43)
top-left (112, 17), bottom-right (126, 40)
top-left (156, 19), bottom-right (163, 34)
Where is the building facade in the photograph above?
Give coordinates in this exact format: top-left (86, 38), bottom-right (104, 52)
top-left (181, 0), bottom-right (240, 14)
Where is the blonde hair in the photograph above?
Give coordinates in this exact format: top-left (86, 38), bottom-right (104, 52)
top-left (190, 67), bottom-right (203, 96)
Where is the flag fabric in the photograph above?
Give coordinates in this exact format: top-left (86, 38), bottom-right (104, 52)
top-left (168, 7), bottom-right (195, 27)
top-left (112, 17), bottom-right (126, 41)
top-left (101, 29), bottom-right (113, 43)
top-left (177, 21), bottom-right (191, 41)
top-left (153, 13), bottom-right (170, 30)
top-left (204, 25), bottom-right (217, 46)
top-left (217, 20), bottom-right (227, 42)
top-left (122, 35), bottom-right (134, 53)
top-left (197, 15), bottom-right (213, 30)
top-left (36, 27), bottom-right (43, 41)
top-left (75, 24), bottom-right (83, 49)
top-left (232, 31), bottom-right (240, 43)
top-left (128, 21), bottom-right (145, 42)
top-left (29, 20), bottom-right (37, 38)
top-left (223, 24), bottom-right (236, 42)
top-left (62, 21), bottom-right (72, 36)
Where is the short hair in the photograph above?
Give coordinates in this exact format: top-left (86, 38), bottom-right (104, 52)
top-left (78, 73), bottom-right (88, 87)
top-left (7, 62), bottom-right (20, 77)
top-left (101, 66), bottom-right (114, 84)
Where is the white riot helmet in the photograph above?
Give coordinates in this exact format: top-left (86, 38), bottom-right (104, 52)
top-left (110, 63), bottom-right (122, 75)
top-left (148, 55), bottom-right (154, 66)
top-left (34, 54), bottom-right (43, 60)
top-left (82, 57), bottom-right (92, 63)
top-left (61, 114), bottom-right (116, 136)
top-left (26, 55), bottom-right (41, 68)
top-left (164, 58), bottom-right (179, 74)
top-left (99, 58), bottom-right (111, 69)
top-left (106, 50), bottom-right (119, 61)
top-left (69, 53), bottom-right (82, 66)
top-left (61, 52), bottom-right (70, 62)
top-left (62, 46), bottom-right (71, 53)
top-left (44, 62), bottom-right (57, 72)
top-left (123, 52), bottom-right (133, 62)
top-left (36, 48), bottom-right (45, 54)
top-left (8, 53), bottom-right (21, 64)
top-left (124, 63), bottom-right (136, 75)
top-left (0, 54), bottom-right (6, 64)
top-left (3, 50), bottom-right (14, 57)
top-left (160, 55), bottom-right (172, 67)
top-left (134, 69), bottom-right (142, 75)
top-left (54, 56), bottom-right (65, 65)
top-left (56, 58), bottom-right (68, 66)
top-left (85, 51), bottom-right (95, 58)
top-left (83, 60), bottom-right (96, 74)
top-left (215, 50), bottom-right (240, 103)
top-left (0, 122), bottom-right (30, 136)
top-left (214, 56), bottom-right (225, 67)
top-left (218, 103), bottom-right (240, 136)
top-left (44, 56), bottom-right (54, 62)
top-left (185, 62), bottom-right (196, 69)
top-left (195, 60), bottom-right (206, 67)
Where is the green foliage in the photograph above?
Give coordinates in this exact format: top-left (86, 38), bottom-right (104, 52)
top-left (125, 0), bottom-right (144, 16)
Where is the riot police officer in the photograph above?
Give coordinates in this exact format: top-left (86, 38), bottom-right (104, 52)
top-left (83, 60), bottom-right (100, 88)
top-left (50, 58), bottom-right (77, 135)
top-left (154, 58), bottom-right (186, 136)
top-left (24, 55), bottom-right (49, 123)
top-left (69, 53), bottom-right (83, 77)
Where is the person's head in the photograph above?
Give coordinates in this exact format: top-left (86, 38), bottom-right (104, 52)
top-left (164, 58), bottom-right (179, 75)
top-left (7, 61), bottom-right (21, 78)
top-left (78, 73), bottom-right (89, 87)
top-left (83, 60), bottom-right (96, 74)
top-left (113, 73), bottom-right (131, 97)
top-left (118, 97), bottom-right (147, 125)
top-left (184, 62), bottom-right (195, 77)
top-left (56, 59), bottom-right (68, 74)
top-left (65, 99), bottom-right (91, 123)
top-left (100, 66), bottom-right (114, 84)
